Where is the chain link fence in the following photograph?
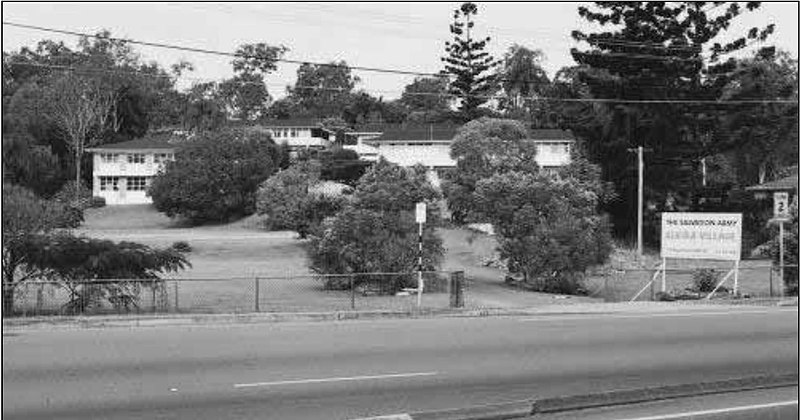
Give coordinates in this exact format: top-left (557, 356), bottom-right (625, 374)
top-left (3, 271), bottom-right (466, 317)
top-left (584, 263), bottom-right (799, 303)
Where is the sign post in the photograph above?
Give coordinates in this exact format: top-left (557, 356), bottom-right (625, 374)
top-left (415, 202), bottom-right (427, 309)
top-left (774, 192), bottom-right (790, 297)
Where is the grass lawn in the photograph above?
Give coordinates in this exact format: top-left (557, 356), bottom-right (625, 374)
top-left (16, 205), bottom-right (777, 316)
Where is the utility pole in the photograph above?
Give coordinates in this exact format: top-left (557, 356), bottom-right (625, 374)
top-left (628, 146), bottom-right (652, 259)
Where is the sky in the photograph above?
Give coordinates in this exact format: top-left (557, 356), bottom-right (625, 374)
top-left (3, 2), bottom-right (798, 100)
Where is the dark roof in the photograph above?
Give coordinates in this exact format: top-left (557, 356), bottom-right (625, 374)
top-left (87, 134), bottom-right (178, 151)
top-left (746, 172), bottom-right (799, 192)
top-left (528, 129), bottom-right (576, 141)
top-left (258, 119), bottom-right (325, 128)
top-left (367, 124), bottom-right (576, 142)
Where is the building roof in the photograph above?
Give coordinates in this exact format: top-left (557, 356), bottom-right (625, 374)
top-left (258, 119), bottom-right (325, 128)
top-left (86, 134), bottom-right (179, 151)
top-left (746, 170), bottom-right (799, 192)
top-left (367, 125), bottom-right (576, 143)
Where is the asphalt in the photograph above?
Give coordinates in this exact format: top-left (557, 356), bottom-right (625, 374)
top-left (2, 307), bottom-right (798, 420)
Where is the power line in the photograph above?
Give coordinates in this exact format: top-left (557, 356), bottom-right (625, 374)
top-left (2, 21), bottom-right (444, 78)
top-left (5, 60), bottom-right (797, 106)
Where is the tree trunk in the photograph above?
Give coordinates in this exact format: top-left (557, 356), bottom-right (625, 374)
top-left (2, 284), bottom-right (14, 316)
top-left (75, 147), bottom-right (82, 204)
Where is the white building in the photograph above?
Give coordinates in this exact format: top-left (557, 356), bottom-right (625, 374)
top-left (354, 125), bottom-right (576, 187)
top-left (87, 137), bottom-right (176, 205)
top-left (250, 120), bottom-right (334, 155)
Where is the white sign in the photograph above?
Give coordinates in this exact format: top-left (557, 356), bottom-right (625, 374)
top-left (774, 192), bottom-right (790, 220)
top-left (415, 202), bottom-right (427, 224)
top-left (661, 213), bottom-right (742, 261)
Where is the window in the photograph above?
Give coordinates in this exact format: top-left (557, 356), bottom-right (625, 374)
top-left (290, 128), bottom-right (298, 138)
top-left (99, 177), bottom-right (120, 191)
top-left (126, 177), bottom-right (148, 191)
top-left (154, 153), bottom-right (173, 164)
top-left (127, 154), bottom-right (145, 164)
top-left (100, 153), bottom-right (119, 163)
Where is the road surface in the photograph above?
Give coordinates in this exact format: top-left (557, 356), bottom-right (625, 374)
top-left (3, 307), bottom-right (797, 419)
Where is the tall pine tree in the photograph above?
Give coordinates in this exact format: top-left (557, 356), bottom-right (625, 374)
top-left (569, 2), bottom-right (775, 243)
top-left (441, 2), bottom-right (499, 119)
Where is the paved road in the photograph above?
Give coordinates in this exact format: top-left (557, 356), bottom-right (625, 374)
top-left (3, 307), bottom-right (797, 420)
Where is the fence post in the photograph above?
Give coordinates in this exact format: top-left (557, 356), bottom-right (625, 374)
top-left (350, 275), bottom-right (355, 310)
top-left (254, 277), bottom-right (260, 313)
top-left (449, 271), bottom-right (464, 308)
top-left (152, 283), bottom-right (157, 313)
top-left (174, 281), bottom-right (179, 312)
top-left (769, 266), bottom-right (774, 298)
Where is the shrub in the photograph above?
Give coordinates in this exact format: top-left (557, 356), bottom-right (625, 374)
top-left (149, 128), bottom-right (280, 224)
top-left (89, 196), bottom-right (106, 208)
top-left (692, 268), bottom-right (721, 293)
top-left (474, 171), bottom-right (613, 294)
top-left (53, 180), bottom-right (93, 208)
top-left (171, 241), bottom-right (192, 253)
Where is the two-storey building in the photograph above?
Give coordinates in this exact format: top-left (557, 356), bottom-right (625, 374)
top-left (87, 136), bottom-right (176, 205)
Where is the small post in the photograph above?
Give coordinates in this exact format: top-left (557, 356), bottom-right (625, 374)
top-left (254, 277), bottom-right (260, 313)
top-left (661, 258), bottom-right (667, 292)
top-left (779, 220), bottom-right (785, 297)
top-left (350, 275), bottom-right (355, 310)
top-left (415, 202), bottom-right (427, 309)
top-left (152, 283), bottom-right (157, 313)
top-left (733, 260), bottom-right (740, 296)
top-left (637, 145), bottom-right (644, 258)
top-left (174, 281), bottom-right (179, 312)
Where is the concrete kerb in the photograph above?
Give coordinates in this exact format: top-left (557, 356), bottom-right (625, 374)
top-left (352, 373), bottom-right (799, 420)
top-left (2, 300), bottom-right (795, 331)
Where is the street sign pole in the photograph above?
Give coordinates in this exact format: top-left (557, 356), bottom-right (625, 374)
top-left (415, 202), bottom-right (427, 309)
top-left (779, 220), bottom-right (785, 297)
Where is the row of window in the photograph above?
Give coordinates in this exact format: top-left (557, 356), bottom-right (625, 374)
top-left (100, 153), bottom-right (174, 164)
top-left (99, 176), bottom-right (150, 192)
top-left (271, 128), bottom-right (304, 138)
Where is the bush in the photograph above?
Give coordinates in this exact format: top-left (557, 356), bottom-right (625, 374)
top-left (89, 196), bottom-right (106, 208)
top-left (149, 128), bottom-right (280, 224)
top-left (692, 268), bottom-right (721, 293)
top-left (474, 171), bottom-right (613, 294)
top-left (53, 180), bottom-right (93, 208)
top-left (171, 241), bottom-right (192, 253)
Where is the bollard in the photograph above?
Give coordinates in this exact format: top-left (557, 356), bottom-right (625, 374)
top-left (350, 275), bottom-right (356, 310)
top-left (769, 267), bottom-right (774, 298)
top-left (449, 271), bottom-right (464, 308)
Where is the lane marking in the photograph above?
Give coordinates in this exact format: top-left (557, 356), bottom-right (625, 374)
top-left (518, 308), bottom-right (798, 322)
top-left (233, 371), bottom-right (438, 388)
top-left (618, 399), bottom-right (798, 420)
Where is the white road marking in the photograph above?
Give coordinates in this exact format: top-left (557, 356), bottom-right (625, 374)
top-left (618, 400), bottom-right (798, 420)
top-left (233, 371), bottom-right (438, 388)
top-left (518, 308), bottom-right (798, 322)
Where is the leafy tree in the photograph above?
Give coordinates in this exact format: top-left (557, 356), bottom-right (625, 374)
top-left (570, 1), bottom-right (776, 242)
top-left (717, 50), bottom-right (798, 185)
top-left (216, 43), bottom-right (289, 121)
top-left (149, 128), bottom-right (280, 224)
top-left (19, 232), bottom-right (189, 314)
top-left (307, 159), bottom-right (444, 291)
top-left (290, 61), bottom-right (360, 118)
top-left (256, 161), bottom-right (346, 238)
top-left (1, 184), bottom-right (76, 313)
top-left (441, 2), bottom-right (500, 118)
top-left (318, 147), bottom-right (371, 186)
top-left (499, 45), bottom-right (551, 121)
top-left (444, 117), bottom-right (534, 222)
top-left (400, 76), bottom-right (452, 113)
top-left (473, 171), bottom-right (613, 293)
